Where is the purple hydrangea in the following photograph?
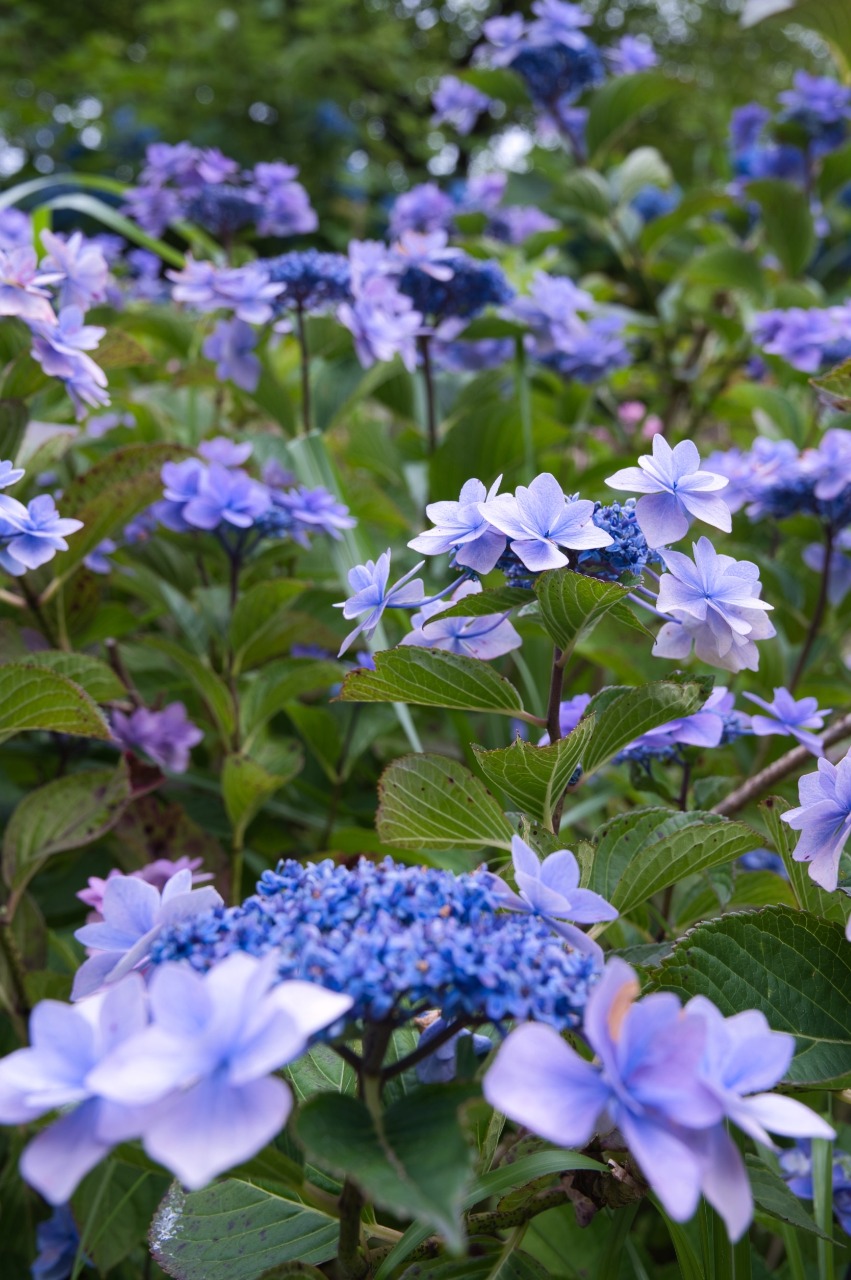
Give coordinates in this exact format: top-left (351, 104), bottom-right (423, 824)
top-left (179, 461), bottom-right (271, 531)
top-left (0, 494), bottom-right (83, 574)
top-left (480, 472), bottom-right (613, 573)
top-left (778, 72), bottom-right (851, 155)
top-left (40, 230), bottom-right (110, 311)
top-left (111, 702), bottom-right (204, 773)
top-left (334, 550), bottom-right (425, 655)
top-left (31, 1204), bottom-right (82, 1280)
top-left (606, 436), bottom-right (732, 548)
top-left (409, 476), bottom-right (507, 573)
top-left (743, 688), bottom-right (830, 756)
top-left (30, 306), bottom-right (110, 418)
top-left (432, 76), bottom-right (492, 135)
top-left (77, 856), bottom-right (213, 916)
top-left (388, 184), bottom-right (456, 238)
top-left (168, 257), bottom-right (283, 324)
top-left (263, 248), bottom-right (352, 312)
top-left (782, 750), bottom-right (851, 891)
top-left (201, 318), bottom-right (260, 391)
top-left (537, 693), bottom-right (591, 745)
top-left (0, 247), bottom-right (61, 326)
top-left (338, 242), bottom-right (422, 372)
top-left (605, 34), bottom-right (658, 75)
top-left (198, 436), bottom-right (253, 467)
top-left (617, 687), bottom-right (749, 765)
top-left (399, 579), bottom-right (522, 661)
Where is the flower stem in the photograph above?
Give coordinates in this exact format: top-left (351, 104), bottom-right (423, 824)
top-left (418, 334), bottom-right (438, 456)
top-left (813, 1120), bottom-right (835, 1280)
top-left (296, 304), bottom-right (312, 436)
top-left (789, 525), bottom-right (833, 693)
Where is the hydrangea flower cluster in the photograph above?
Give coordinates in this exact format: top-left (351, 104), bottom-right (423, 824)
top-left (485, 958), bottom-right (834, 1240)
top-left (151, 856), bottom-right (603, 1028)
top-left (111, 702), bottom-right (204, 773)
top-left (751, 303), bottom-right (851, 374)
top-left (707, 430), bottom-right (851, 530)
top-left (511, 271), bottom-right (630, 384)
top-left (616, 686), bottom-right (750, 768)
top-left (123, 143), bottom-right (317, 239)
top-left (388, 174), bottom-right (557, 245)
top-left (0, 459), bottom-right (82, 577)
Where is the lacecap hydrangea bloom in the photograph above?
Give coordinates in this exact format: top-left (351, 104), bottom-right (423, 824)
top-left (743, 688), bottom-right (829, 756)
top-left (782, 749), bottom-right (851, 891)
top-left (606, 436), bottom-right (731, 548)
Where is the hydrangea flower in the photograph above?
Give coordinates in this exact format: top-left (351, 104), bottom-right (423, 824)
top-left (334, 550), bottom-right (425, 655)
top-left (0, 247), bottom-right (61, 325)
top-left (575, 500), bottom-right (659, 581)
top-left (617, 687), bottom-right (749, 764)
top-left (77, 856), bottom-right (213, 916)
top-left (743, 688), bottom-right (829, 755)
top-left (338, 244), bottom-right (423, 371)
top-left (399, 580), bottom-right (522, 660)
top-left (606, 437), bottom-right (731, 547)
top-left (653, 536), bottom-right (775, 673)
top-left (416, 1017), bottom-right (493, 1084)
top-left (40, 230), bottom-right (110, 311)
top-left (198, 437), bottom-right (253, 467)
top-left (491, 835), bottom-right (617, 957)
top-left (263, 248), bottom-right (352, 312)
top-left (30, 307), bottom-right (110, 417)
top-left (395, 244), bottom-right (513, 325)
top-left (778, 72), bottom-right (851, 154)
top-left (409, 477), bottom-right (507, 573)
top-left (605, 34), bottom-right (658, 74)
top-left (152, 857), bottom-right (600, 1030)
top-left (270, 484), bottom-right (356, 545)
top-left (0, 978), bottom-right (152, 1203)
top-left (72, 869), bottom-right (223, 1000)
top-left (156, 458), bottom-right (205, 532)
top-left (780, 1141), bottom-right (851, 1236)
top-left (388, 184), bottom-right (456, 238)
top-left (201, 318), bottom-right (260, 392)
top-left (168, 258), bottom-right (283, 324)
top-left (432, 76), bottom-right (492, 135)
top-left (484, 958), bottom-right (832, 1240)
top-left (87, 953), bottom-right (351, 1189)
top-left (752, 304), bottom-right (851, 374)
top-left (0, 495), bottom-right (83, 574)
top-left (111, 702), bottom-right (204, 773)
top-left (480, 472), bottom-right (613, 572)
top-left (180, 462), bottom-right (271, 531)
top-left (781, 751), bottom-right (851, 891)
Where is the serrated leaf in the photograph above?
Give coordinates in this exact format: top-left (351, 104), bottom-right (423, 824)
top-left (149, 1180), bottom-right (339, 1279)
top-left (811, 356), bottom-right (851, 413)
top-left (377, 754), bottom-right (515, 852)
top-left (746, 1156), bottom-right (833, 1240)
top-left (586, 72), bottom-right (679, 159)
top-left (18, 651), bottom-right (125, 702)
top-left (652, 906), bottom-right (851, 1087)
top-left (534, 569), bottom-right (648, 659)
top-left (762, 796), bottom-right (851, 926)
top-left (286, 1044), bottom-right (358, 1103)
top-left (580, 679), bottom-right (707, 777)
top-left (222, 744), bottom-right (303, 844)
top-left (94, 329), bottom-right (154, 369)
top-left (0, 662), bottom-right (110, 743)
top-left (296, 1087), bottom-right (476, 1252)
top-left (437, 587), bottom-right (534, 621)
top-left (473, 717), bottom-right (595, 829)
top-left (339, 648), bottom-right (526, 718)
top-left (587, 807), bottom-right (760, 916)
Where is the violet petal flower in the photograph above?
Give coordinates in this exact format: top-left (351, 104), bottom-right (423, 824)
top-left (409, 476), bottom-right (507, 573)
top-left (399, 580), bottom-right (522, 660)
top-left (782, 751), bottom-right (851, 891)
top-left (334, 550), bottom-right (425, 655)
top-left (111, 702), bottom-right (204, 772)
top-left (743, 687), bottom-right (830, 756)
top-left (606, 436), bottom-right (731, 547)
top-left (480, 472), bottom-right (613, 572)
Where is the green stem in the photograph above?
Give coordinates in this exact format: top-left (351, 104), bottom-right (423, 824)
top-left (418, 334), bottom-right (438, 456)
top-left (789, 524), bottom-right (833, 693)
top-left (813, 1126), bottom-right (835, 1280)
top-left (515, 336), bottom-right (535, 485)
top-left (780, 1222), bottom-right (807, 1280)
top-left (296, 304), bottom-right (312, 435)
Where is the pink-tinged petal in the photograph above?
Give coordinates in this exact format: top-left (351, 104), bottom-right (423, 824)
top-left (483, 1023), bottom-right (610, 1148)
top-left (698, 1125), bottom-right (753, 1242)
top-left (142, 1074), bottom-right (293, 1190)
top-left (20, 1100), bottom-right (113, 1204)
top-left (618, 1110), bottom-right (703, 1223)
top-left (635, 492), bottom-right (688, 548)
top-left (582, 957), bottom-right (640, 1070)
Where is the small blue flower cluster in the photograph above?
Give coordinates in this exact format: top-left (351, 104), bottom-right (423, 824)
top-left (397, 255), bottom-right (514, 323)
top-left (263, 248), bottom-right (353, 312)
top-left (708, 430), bottom-right (851, 531)
top-left (184, 185), bottom-right (262, 238)
top-left (151, 857), bottom-right (600, 1028)
top-left (575, 500), bottom-right (660, 580)
top-left (511, 42), bottom-right (606, 106)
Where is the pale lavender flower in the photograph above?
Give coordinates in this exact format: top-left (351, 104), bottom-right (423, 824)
top-left (156, 458), bottom-right (205, 532)
top-left (272, 485), bottom-right (356, 540)
top-left (481, 14), bottom-right (527, 67)
top-left (181, 462), bottom-right (271, 531)
top-left (528, 0), bottom-right (591, 47)
top-left (168, 258), bottom-right (283, 324)
top-left (606, 437), bottom-right (731, 547)
top-left (0, 208), bottom-right (32, 251)
top-left (84, 537), bottom-right (118, 575)
top-left (77, 857), bottom-right (213, 916)
top-left (399, 580), bottom-right (522, 660)
top-left (30, 306), bottom-right (109, 417)
top-left (40, 230), bottom-right (110, 311)
top-left (432, 76), bottom-right (492, 135)
top-left (0, 495), bottom-right (83, 572)
top-left (202, 318), bottom-right (260, 391)
top-left (87, 953), bottom-right (351, 1189)
top-left (782, 751), bottom-right (851, 891)
top-left (480, 472), bottom-right (613, 572)
top-left (0, 459), bottom-right (25, 491)
top-left (0, 978), bottom-right (151, 1203)
top-left (409, 476), bottom-right (507, 573)
top-left (653, 536), bottom-right (775, 673)
top-left (511, 272), bottom-right (595, 352)
top-left (744, 688), bottom-right (829, 755)
top-left (605, 34), bottom-right (658, 74)
top-left (334, 549), bottom-right (425, 656)
top-left (416, 1017), bottom-right (493, 1084)
top-left (111, 702), bottom-right (204, 773)
top-left (621, 687), bottom-right (746, 756)
top-left (251, 161), bottom-right (318, 237)
top-left (72, 869), bottom-right (223, 1000)
top-left (390, 229), bottom-right (460, 282)
top-left (338, 276), bottom-right (422, 372)
top-left (490, 834), bottom-right (617, 957)
top-left (802, 428), bottom-right (851, 502)
top-left (537, 693), bottom-right (591, 744)
top-left (0, 247), bottom-right (61, 325)
top-left (198, 437), bottom-right (253, 467)
top-left (388, 184), bottom-right (456, 238)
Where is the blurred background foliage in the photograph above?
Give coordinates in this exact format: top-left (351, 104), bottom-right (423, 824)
top-left (0, 0), bottom-right (834, 241)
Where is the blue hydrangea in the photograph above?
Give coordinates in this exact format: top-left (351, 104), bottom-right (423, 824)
top-left (184, 185), bottom-right (260, 238)
top-left (575, 500), bottom-right (660, 581)
top-left (510, 42), bottom-right (605, 106)
top-left (263, 248), bottom-right (353, 312)
top-left (397, 255), bottom-right (514, 324)
top-left (151, 857), bottom-right (599, 1030)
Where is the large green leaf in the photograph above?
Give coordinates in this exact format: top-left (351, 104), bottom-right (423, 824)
top-left (41, 191), bottom-right (186, 267)
top-left (2, 765), bottom-right (130, 897)
top-left (811, 357), bottom-right (851, 414)
top-left (296, 1087), bottom-right (476, 1252)
top-left (18, 651), bottom-right (125, 702)
top-left (741, 0), bottom-right (851, 67)
top-left (762, 797), bottom-right (851, 927)
top-left (229, 581), bottom-right (309, 672)
top-left (746, 1156), bottom-right (833, 1240)
top-left (587, 808), bottom-right (760, 916)
top-left (222, 743), bottom-right (303, 844)
top-left (653, 906), bottom-right (851, 1087)
top-left (473, 717), bottom-right (595, 830)
top-left (0, 662), bottom-right (110, 743)
top-left (52, 443), bottom-right (192, 579)
top-left (377, 754), bottom-right (515, 852)
top-left (586, 72), bottom-right (680, 159)
top-left (534, 569), bottom-right (648, 659)
top-left (73, 1161), bottom-right (169, 1273)
top-left (580, 679), bottom-right (707, 776)
top-left (437, 587), bottom-right (534, 621)
top-left (286, 1044), bottom-right (358, 1103)
top-left (683, 245), bottom-right (765, 297)
top-left (339, 648), bottom-right (526, 718)
top-left (142, 636), bottom-right (235, 742)
top-left (746, 179), bottom-right (816, 277)
top-left (240, 659), bottom-right (343, 743)
top-left (150, 1180), bottom-right (339, 1280)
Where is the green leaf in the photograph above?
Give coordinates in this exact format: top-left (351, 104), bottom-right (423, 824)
top-left (437, 587), bottom-right (534, 621)
top-left (2, 761), bottom-right (137, 897)
top-left (41, 191), bottom-right (186, 266)
top-left (296, 1086), bottom-right (476, 1251)
top-left (377, 753), bottom-right (515, 852)
top-left (652, 906), bottom-right (851, 1087)
top-left (580, 679), bottom-right (708, 777)
top-left (461, 67), bottom-right (529, 107)
top-left (811, 356), bottom-right (851, 413)
top-left (240, 659), bottom-right (343, 743)
top-left (229, 580), bottom-right (308, 671)
top-left (399, 1250), bottom-right (548, 1279)
top-left (746, 1156), bottom-right (833, 1240)
top-left (0, 662), bottom-right (110, 743)
top-left (762, 796), bottom-right (851, 927)
top-left (55, 443), bottom-right (193, 579)
top-left (222, 743), bottom-right (303, 844)
top-left (559, 168), bottom-right (612, 218)
top-left (746, 179), bottom-right (816, 277)
top-left (149, 1179), bottom-right (339, 1280)
top-left (18, 651), bottom-right (125, 702)
top-left (741, 0), bottom-right (851, 67)
top-left (534, 569), bottom-right (649, 659)
top-left (612, 146), bottom-right (673, 205)
top-left (0, 398), bottom-right (27, 461)
top-left (339, 648), bottom-right (526, 718)
top-left (586, 72), bottom-right (680, 159)
top-left (286, 1044), bottom-right (358, 1103)
top-left (142, 636), bottom-right (235, 741)
top-left (94, 328), bottom-right (155, 370)
top-left (683, 245), bottom-right (765, 297)
top-left (473, 717), bottom-right (595, 829)
top-left (73, 1160), bottom-right (169, 1273)
top-left (587, 808), bottom-right (760, 916)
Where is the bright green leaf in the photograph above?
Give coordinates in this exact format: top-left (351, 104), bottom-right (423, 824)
top-left (534, 569), bottom-right (649, 660)
top-left (18, 651), bottom-right (125, 703)
top-left (580, 679), bottom-right (708, 777)
top-left (587, 72), bottom-right (680, 159)
top-left (339, 648), bottom-right (526, 718)
top-left (473, 717), bottom-right (595, 829)
top-left (222, 742), bottom-right (303, 844)
top-left (377, 753), bottom-right (515, 852)
top-left (0, 662), bottom-right (110, 744)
